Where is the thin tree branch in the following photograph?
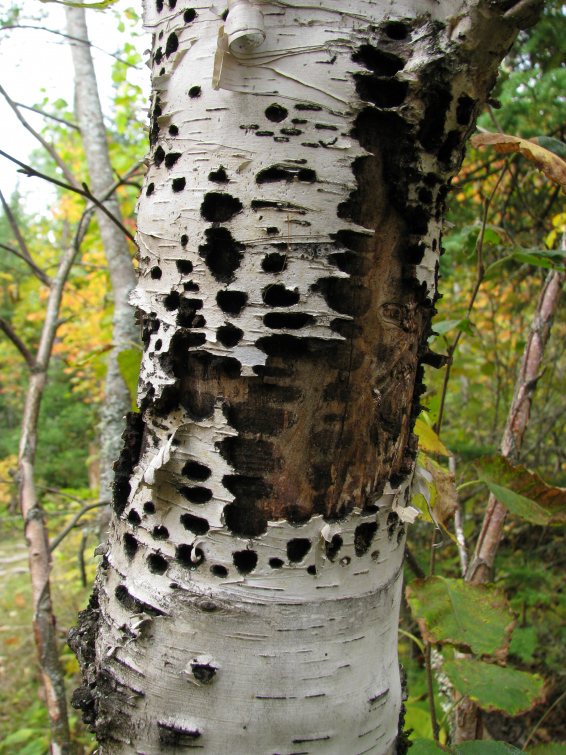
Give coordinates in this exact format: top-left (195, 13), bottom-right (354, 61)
top-left (49, 501), bottom-right (109, 552)
top-left (0, 188), bottom-right (33, 261)
top-left (0, 149), bottom-right (137, 245)
top-left (0, 25), bottom-right (141, 69)
top-left (0, 84), bottom-right (82, 190)
top-left (0, 241), bottom-right (52, 286)
top-left (13, 101), bottom-right (81, 131)
top-left (0, 317), bottom-right (36, 369)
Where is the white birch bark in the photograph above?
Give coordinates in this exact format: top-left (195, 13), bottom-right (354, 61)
top-left (66, 7), bottom-right (139, 509)
top-left (69, 1), bottom-right (541, 752)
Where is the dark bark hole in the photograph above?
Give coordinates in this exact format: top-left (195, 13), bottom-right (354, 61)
top-left (255, 334), bottom-right (314, 359)
top-left (165, 152), bottom-right (181, 169)
top-left (115, 584), bottom-right (137, 611)
top-left (280, 127), bottom-right (302, 136)
top-left (418, 187), bottom-right (433, 205)
top-left (354, 522), bottom-right (378, 557)
top-left (150, 266), bottom-right (162, 279)
top-left (209, 166), bottom-right (229, 183)
top-left (144, 501), bottom-right (155, 514)
top-left (352, 45), bottom-right (405, 76)
top-left (156, 0), bottom-right (163, 12)
top-left (176, 259), bottom-right (193, 274)
top-left (387, 511), bottom-right (399, 537)
top-left (371, 549), bottom-right (380, 561)
top-left (262, 253), bottom-right (287, 273)
top-left (201, 192), bottom-right (243, 223)
top-left (438, 129), bottom-right (462, 164)
top-left (311, 277), bottom-right (371, 316)
top-left (269, 557), bottom-right (284, 569)
top-left (164, 290), bottom-right (180, 311)
top-left (181, 512), bottom-right (210, 536)
top-left (181, 234), bottom-right (188, 246)
top-left (216, 289), bottom-right (248, 315)
top-left (184, 8), bottom-right (196, 23)
top-left (266, 227), bottom-right (279, 235)
top-left (113, 412), bottom-right (144, 516)
top-left (154, 145), bottom-right (165, 167)
top-left (256, 165), bottom-right (316, 184)
top-left (354, 75), bottom-right (408, 108)
top-left (456, 93), bottom-right (475, 126)
top-left (176, 543), bottom-right (205, 569)
top-left (292, 118), bottom-right (307, 124)
top-left (418, 82), bottom-right (452, 152)
top-left (287, 538), bottom-right (312, 563)
top-left (211, 564), bottom-right (228, 578)
top-left (262, 284), bottom-right (300, 307)
top-left (182, 460), bottom-right (211, 481)
top-left (147, 553), bottom-right (168, 574)
top-left (191, 663), bottom-right (217, 684)
top-left (154, 47), bottom-right (163, 66)
top-left (189, 85), bottom-right (202, 98)
top-left (222, 475), bottom-right (270, 537)
top-left (295, 102), bottom-right (322, 111)
top-left (168, 0), bottom-right (176, 8)
top-left (325, 534), bottom-right (343, 562)
top-left (127, 509), bottom-right (141, 525)
top-left (158, 722), bottom-right (201, 746)
top-left (169, 124), bottom-right (178, 136)
top-left (263, 312), bottom-right (315, 330)
top-left (123, 533), bottom-right (138, 560)
top-left (172, 177), bottom-right (186, 192)
top-left (232, 550), bottom-right (258, 574)
top-left (265, 103), bottom-right (288, 122)
top-left (307, 565), bottom-right (317, 575)
top-left (152, 525), bottom-right (169, 540)
top-left (256, 130), bottom-right (274, 137)
top-left (184, 281), bottom-right (199, 292)
top-left (199, 228), bottom-right (244, 283)
top-left (217, 436), bottom-right (279, 476)
top-left (383, 21), bottom-right (410, 39)
top-left (176, 297), bottom-right (205, 328)
top-left (165, 32), bottom-right (178, 57)
top-left (397, 527), bottom-right (406, 544)
top-left (155, 339), bottom-right (162, 350)
top-left (146, 183), bottom-right (154, 196)
top-left (217, 323), bottom-right (243, 347)
top-left (180, 486), bottom-right (213, 504)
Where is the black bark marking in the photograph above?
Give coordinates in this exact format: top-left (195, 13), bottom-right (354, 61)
top-left (262, 252), bottom-right (287, 273)
top-left (150, 97), bottom-right (161, 146)
top-left (188, 85), bottom-right (201, 98)
top-left (210, 564), bottom-right (228, 577)
top-left (191, 663), bottom-right (217, 684)
top-left (147, 553), bottom-right (168, 574)
top-left (384, 21), bottom-right (410, 39)
top-left (181, 512), bottom-right (210, 536)
top-left (114, 584), bottom-right (164, 616)
top-left (269, 558), bottom-right (284, 569)
top-left (172, 177), bottom-right (186, 192)
top-left (180, 486), bottom-right (213, 504)
top-left (127, 509), bottom-right (141, 525)
top-left (150, 266), bottom-right (162, 279)
top-left (262, 284), bottom-right (300, 307)
top-left (154, 145), bottom-right (165, 167)
top-left (182, 460), bottom-right (211, 481)
top-left (164, 152), bottom-right (181, 169)
top-left (164, 291), bottom-right (180, 311)
top-left (113, 412), bottom-right (144, 517)
top-left (354, 75), bottom-right (409, 108)
top-left (184, 281), bottom-right (199, 292)
top-left (352, 45), bottom-right (405, 76)
top-left (387, 511), bottom-right (400, 537)
top-left (280, 127), bottom-right (303, 136)
top-left (146, 182), bottom-right (154, 196)
top-left (256, 165), bottom-right (316, 184)
top-left (217, 436), bottom-right (280, 476)
top-left (222, 475), bottom-right (270, 537)
top-left (199, 228), bottom-right (244, 283)
top-left (266, 227), bottom-right (279, 235)
top-left (456, 94), bottom-right (476, 126)
top-left (165, 32), bottom-right (178, 57)
top-left (176, 543), bottom-right (205, 569)
top-left (256, 130), bottom-right (274, 136)
top-left (184, 8), bottom-right (197, 23)
top-left (354, 522), bottom-right (378, 557)
top-left (154, 47), bottom-right (163, 66)
top-left (181, 234), bottom-right (188, 246)
top-left (176, 298), bottom-right (205, 328)
top-left (325, 534), bottom-right (343, 562)
top-left (265, 103), bottom-right (288, 122)
top-left (307, 564), bottom-right (317, 575)
top-left (156, 0), bottom-right (163, 11)
top-left (287, 538), bottom-right (312, 563)
top-left (311, 277), bottom-right (371, 317)
top-left (208, 166), bottom-right (229, 183)
top-left (371, 549), bottom-right (380, 561)
top-left (263, 312), bottom-right (315, 330)
top-left (217, 323), bottom-right (243, 347)
top-left (168, 124), bottom-right (178, 136)
top-left (232, 550), bottom-right (258, 574)
top-left (152, 525), bottom-right (169, 540)
top-left (216, 289), bottom-right (248, 314)
top-left (201, 192), bottom-right (243, 223)
top-left (123, 533), bottom-right (138, 560)
top-left (144, 501), bottom-right (155, 514)
top-left (176, 259), bottom-right (193, 275)
top-left (295, 103), bottom-right (322, 111)
top-left (158, 722), bottom-right (201, 746)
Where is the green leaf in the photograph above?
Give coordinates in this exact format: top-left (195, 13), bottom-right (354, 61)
top-left (532, 136), bottom-right (566, 161)
top-left (117, 347), bottom-right (142, 411)
top-left (452, 743), bottom-right (523, 755)
top-left (444, 658), bottom-right (545, 716)
top-left (432, 318), bottom-right (475, 337)
top-left (0, 728), bottom-right (35, 748)
top-left (410, 738), bottom-right (447, 755)
top-left (509, 626), bottom-right (538, 664)
top-left (405, 576), bottom-right (516, 658)
top-left (475, 456), bottom-right (566, 525)
top-left (531, 744), bottom-right (566, 755)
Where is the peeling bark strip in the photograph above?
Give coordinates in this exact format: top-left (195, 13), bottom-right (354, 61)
top-left (71, 2), bottom-right (534, 752)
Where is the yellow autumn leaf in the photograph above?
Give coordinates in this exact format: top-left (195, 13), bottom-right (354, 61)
top-left (414, 419), bottom-right (451, 456)
top-left (471, 132), bottom-right (566, 193)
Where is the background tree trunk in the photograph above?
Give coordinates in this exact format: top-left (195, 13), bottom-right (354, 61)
top-left (69, 1), bottom-right (540, 751)
top-left (65, 6), bottom-right (139, 518)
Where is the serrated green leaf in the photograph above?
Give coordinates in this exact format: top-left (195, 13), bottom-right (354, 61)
top-left (482, 480), bottom-right (551, 525)
top-left (444, 658), bottom-right (545, 716)
top-left (405, 576), bottom-right (516, 658)
top-left (117, 347), bottom-right (142, 411)
top-left (453, 742), bottom-right (523, 755)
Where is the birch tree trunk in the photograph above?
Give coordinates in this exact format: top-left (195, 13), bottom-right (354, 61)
top-left (66, 7), bottom-right (139, 511)
top-left (69, 1), bottom-right (543, 752)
